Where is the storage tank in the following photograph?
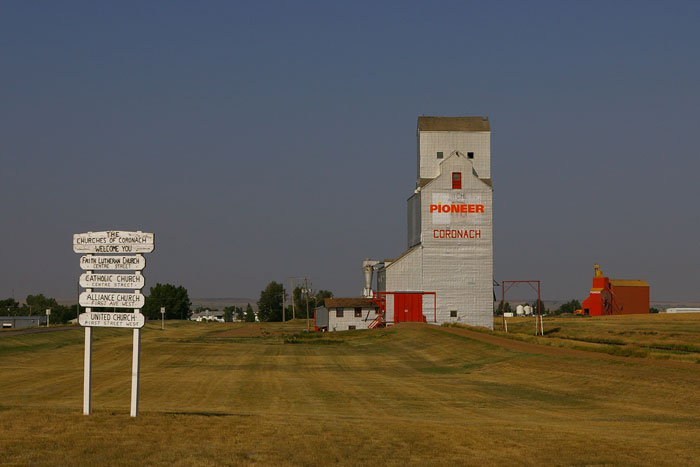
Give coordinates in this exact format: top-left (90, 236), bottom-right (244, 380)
top-left (516, 305), bottom-right (524, 316)
top-left (524, 305), bottom-right (532, 316)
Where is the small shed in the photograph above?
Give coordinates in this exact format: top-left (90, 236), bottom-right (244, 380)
top-left (316, 298), bottom-right (380, 332)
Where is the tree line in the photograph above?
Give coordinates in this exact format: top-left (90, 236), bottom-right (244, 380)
top-left (256, 281), bottom-right (333, 322)
top-left (0, 283), bottom-right (192, 324)
top-left (2, 280), bottom-right (334, 325)
top-left (1, 295), bottom-right (79, 324)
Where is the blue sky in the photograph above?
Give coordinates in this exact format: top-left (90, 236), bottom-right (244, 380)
top-left (1, 1), bottom-right (699, 302)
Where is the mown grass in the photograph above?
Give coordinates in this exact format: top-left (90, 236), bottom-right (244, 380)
top-left (492, 313), bottom-right (700, 363)
top-left (1, 319), bottom-right (700, 465)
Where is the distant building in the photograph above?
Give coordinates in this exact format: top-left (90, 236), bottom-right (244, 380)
top-left (580, 264), bottom-right (650, 315)
top-left (1, 316), bottom-right (47, 329)
top-left (665, 308), bottom-right (700, 314)
top-left (190, 310), bottom-right (225, 322)
top-left (315, 298), bottom-right (380, 332)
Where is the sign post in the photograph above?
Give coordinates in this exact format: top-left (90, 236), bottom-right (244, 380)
top-left (160, 307), bottom-right (165, 330)
top-left (73, 231), bottom-right (154, 418)
top-left (46, 308), bottom-right (51, 327)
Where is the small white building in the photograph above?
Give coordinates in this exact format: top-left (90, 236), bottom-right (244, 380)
top-left (315, 298), bottom-right (380, 332)
top-left (665, 308), bottom-right (700, 314)
top-left (190, 310), bottom-right (225, 322)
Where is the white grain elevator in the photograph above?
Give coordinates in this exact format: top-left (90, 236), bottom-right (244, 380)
top-left (375, 116), bottom-right (494, 329)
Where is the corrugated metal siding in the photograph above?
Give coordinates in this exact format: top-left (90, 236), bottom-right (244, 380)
top-left (315, 307), bottom-right (329, 328)
top-left (384, 247), bottom-right (423, 292)
top-left (407, 192), bottom-right (421, 248)
top-left (0, 316), bottom-right (45, 328)
top-left (419, 131), bottom-right (491, 181)
top-left (327, 307), bottom-right (378, 331)
top-left (611, 285), bottom-right (650, 314)
top-left (421, 155), bottom-right (493, 327)
top-left (376, 268), bottom-right (386, 292)
top-left (386, 145), bottom-right (493, 328)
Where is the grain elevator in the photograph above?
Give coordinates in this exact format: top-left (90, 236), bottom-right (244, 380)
top-left (372, 116), bottom-right (494, 329)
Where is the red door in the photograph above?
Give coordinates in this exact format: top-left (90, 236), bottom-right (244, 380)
top-left (394, 293), bottom-right (423, 323)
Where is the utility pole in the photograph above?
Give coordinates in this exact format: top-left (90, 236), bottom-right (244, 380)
top-left (282, 287), bottom-right (286, 323)
top-left (290, 278), bottom-right (295, 319)
top-left (303, 277), bottom-right (311, 331)
top-left (288, 276), bottom-right (305, 320)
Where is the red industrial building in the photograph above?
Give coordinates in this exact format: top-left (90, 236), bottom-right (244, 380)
top-left (579, 264), bottom-right (649, 316)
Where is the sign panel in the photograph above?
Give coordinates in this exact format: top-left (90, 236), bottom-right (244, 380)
top-left (79, 311), bottom-right (145, 328)
top-left (79, 273), bottom-right (145, 289)
top-left (73, 231), bottom-right (155, 254)
top-left (80, 255), bottom-right (146, 271)
top-left (430, 193), bottom-right (485, 226)
top-left (79, 292), bottom-right (145, 309)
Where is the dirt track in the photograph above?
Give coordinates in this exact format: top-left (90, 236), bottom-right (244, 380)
top-left (0, 326), bottom-right (78, 337)
top-left (209, 323), bottom-right (291, 338)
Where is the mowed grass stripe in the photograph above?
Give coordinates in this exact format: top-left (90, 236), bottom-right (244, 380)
top-left (1, 320), bottom-right (700, 465)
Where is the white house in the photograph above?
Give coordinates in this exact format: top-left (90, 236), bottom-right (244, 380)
top-left (315, 298), bottom-right (380, 332)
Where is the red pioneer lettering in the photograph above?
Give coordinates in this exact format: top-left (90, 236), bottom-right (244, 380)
top-left (429, 203), bottom-right (484, 213)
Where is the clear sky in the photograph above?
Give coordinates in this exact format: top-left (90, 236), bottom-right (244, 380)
top-left (1, 1), bottom-right (699, 303)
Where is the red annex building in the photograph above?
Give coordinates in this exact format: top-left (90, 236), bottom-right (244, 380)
top-left (580, 264), bottom-right (649, 316)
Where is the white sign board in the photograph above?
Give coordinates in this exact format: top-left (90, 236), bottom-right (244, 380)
top-left (80, 273), bottom-right (145, 289)
top-left (79, 292), bottom-right (145, 308)
top-left (80, 255), bottom-right (146, 271)
top-left (79, 312), bottom-right (145, 328)
top-left (73, 231), bottom-right (155, 254)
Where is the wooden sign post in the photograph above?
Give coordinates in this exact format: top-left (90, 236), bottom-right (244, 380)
top-left (73, 230), bottom-right (154, 417)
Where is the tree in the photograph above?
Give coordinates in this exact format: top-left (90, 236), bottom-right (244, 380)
top-left (224, 306), bottom-right (242, 322)
top-left (495, 300), bottom-right (513, 316)
top-left (315, 290), bottom-right (333, 308)
top-left (293, 287), bottom-right (304, 316)
top-left (531, 299), bottom-right (547, 315)
top-left (554, 299), bottom-right (582, 315)
top-left (257, 282), bottom-right (285, 322)
top-left (25, 294), bottom-right (59, 315)
top-left (1, 298), bottom-right (19, 310)
top-left (142, 283), bottom-right (191, 320)
top-left (244, 303), bottom-right (256, 322)
top-left (292, 286), bottom-right (333, 316)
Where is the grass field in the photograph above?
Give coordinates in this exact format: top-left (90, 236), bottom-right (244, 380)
top-left (1, 316), bottom-right (700, 466)
top-left (495, 312), bottom-right (700, 362)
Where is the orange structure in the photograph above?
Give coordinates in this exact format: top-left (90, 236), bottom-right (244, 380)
top-left (580, 264), bottom-right (649, 316)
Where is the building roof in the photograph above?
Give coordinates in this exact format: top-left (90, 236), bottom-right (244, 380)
top-left (324, 298), bottom-right (378, 308)
top-left (610, 279), bottom-right (649, 287)
top-left (418, 116), bottom-right (490, 132)
top-left (380, 245), bottom-right (421, 271)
